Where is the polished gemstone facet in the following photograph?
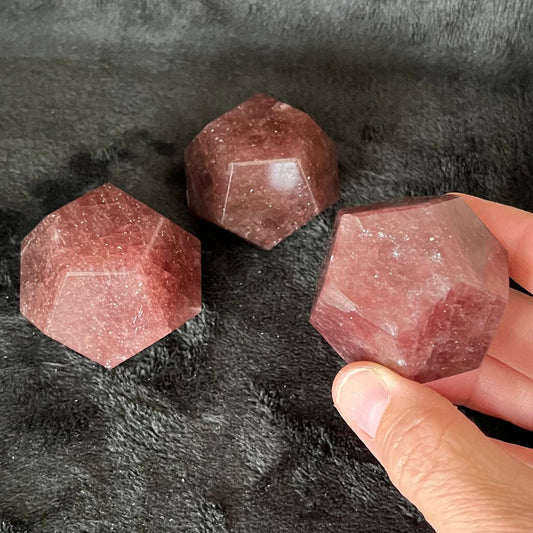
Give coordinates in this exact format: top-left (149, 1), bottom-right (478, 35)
top-left (310, 195), bottom-right (509, 382)
top-left (20, 184), bottom-right (201, 368)
top-left (185, 94), bottom-right (339, 249)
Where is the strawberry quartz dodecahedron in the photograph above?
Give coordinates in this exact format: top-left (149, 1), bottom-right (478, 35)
top-left (20, 184), bottom-right (202, 368)
top-left (310, 195), bottom-right (509, 383)
top-left (184, 94), bottom-right (339, 250)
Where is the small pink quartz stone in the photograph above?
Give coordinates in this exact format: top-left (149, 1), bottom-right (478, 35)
top-left (20, 184), bottom-right (201, 368)
top-left (185, 94), bottom-right (339, 249)
top-left (310, 195), bottom-right (509, 382)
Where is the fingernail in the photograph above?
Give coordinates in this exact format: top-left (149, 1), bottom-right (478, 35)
top-left (332, 367), bottom-right (390, 438)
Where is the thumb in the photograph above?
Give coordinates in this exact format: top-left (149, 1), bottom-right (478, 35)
top-left (332, 362), bottom-right (533, 533)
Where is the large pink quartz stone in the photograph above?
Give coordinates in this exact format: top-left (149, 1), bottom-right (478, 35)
top-left (20, 184), bottom-right (201, 368)
top-left (310, 195), bottom-right (509, 382)
top-left (185, 94), bottom-right (339, 249)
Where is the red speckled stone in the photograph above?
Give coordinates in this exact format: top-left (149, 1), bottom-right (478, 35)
top-left (310, 195), bottom-right (509, 382)
top-left (20, 184), bottom-right (201, 368)
top-left (185, 94), bottom-right (339, 249)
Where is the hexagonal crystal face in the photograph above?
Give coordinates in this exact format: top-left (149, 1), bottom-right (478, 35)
top-left (185, 94), bottom-right (339, 249)
top-left (20, 184), bottom-right (201, 368)
top-left (310, 195), bottom-right (509, 382)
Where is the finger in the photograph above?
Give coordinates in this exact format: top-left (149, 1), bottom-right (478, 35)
top-left (489, 288), bottom-right (533, 378)
top-left (494, 439), bottom-right (533, 468)
top-left (333, 362), bottom-right (533, 532)
top-left (428, 355), bottom-right (533, 430)
top-left (454, 193), bottom-right (533, 292)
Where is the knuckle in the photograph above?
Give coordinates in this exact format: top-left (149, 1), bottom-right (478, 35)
top-left (377, 400), bottom-right (533, 529)
top-left (380, 405), bottom-right (462, 501)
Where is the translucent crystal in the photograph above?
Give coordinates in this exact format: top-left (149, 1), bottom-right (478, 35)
top-left (185, 94), bottom-right (339, 249)
top-left (20, 184), bottom-right (201, 368)
top-left (310, 195), bottom-right (509, 382)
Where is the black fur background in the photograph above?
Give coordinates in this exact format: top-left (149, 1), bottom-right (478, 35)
top-left (1, 2), bottom-right (533, 532)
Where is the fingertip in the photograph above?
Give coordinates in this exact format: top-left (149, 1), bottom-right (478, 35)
top-left (332, 362), bottom-right (382, 403)
top-left (332, 363), bottom-right (392, 439)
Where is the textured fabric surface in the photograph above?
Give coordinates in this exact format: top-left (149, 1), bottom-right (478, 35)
top-left (1, 1), bottom-right (532, 532)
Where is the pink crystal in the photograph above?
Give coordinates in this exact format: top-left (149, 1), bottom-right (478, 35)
top-left (310, 195), bottom-right (509, 382)
top-left (20, 184), bottom-right (201, 368)
top-left (185, 94), bottom-right (339, 249)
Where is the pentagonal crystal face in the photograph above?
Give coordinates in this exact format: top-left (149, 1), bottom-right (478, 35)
top-left (20, 184), bottom-right (202, 368)
top-left (185, 94), bottom-right (339, 249)
top-left (310, 195), bottom-right (509, 382)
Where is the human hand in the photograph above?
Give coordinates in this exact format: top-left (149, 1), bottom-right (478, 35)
top-left (332, 194), bottom-right (533, 532)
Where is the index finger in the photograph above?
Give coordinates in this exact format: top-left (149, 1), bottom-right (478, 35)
top-left (454, 194), bottom-right (533, 293)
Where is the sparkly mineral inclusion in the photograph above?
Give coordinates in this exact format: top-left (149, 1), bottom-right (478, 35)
top-left (20, 184), bottom-right (202, 368)
top-left (310, 195), bottom-right (509, 382)
top-left (185, 94), bottom-right (339, 249)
